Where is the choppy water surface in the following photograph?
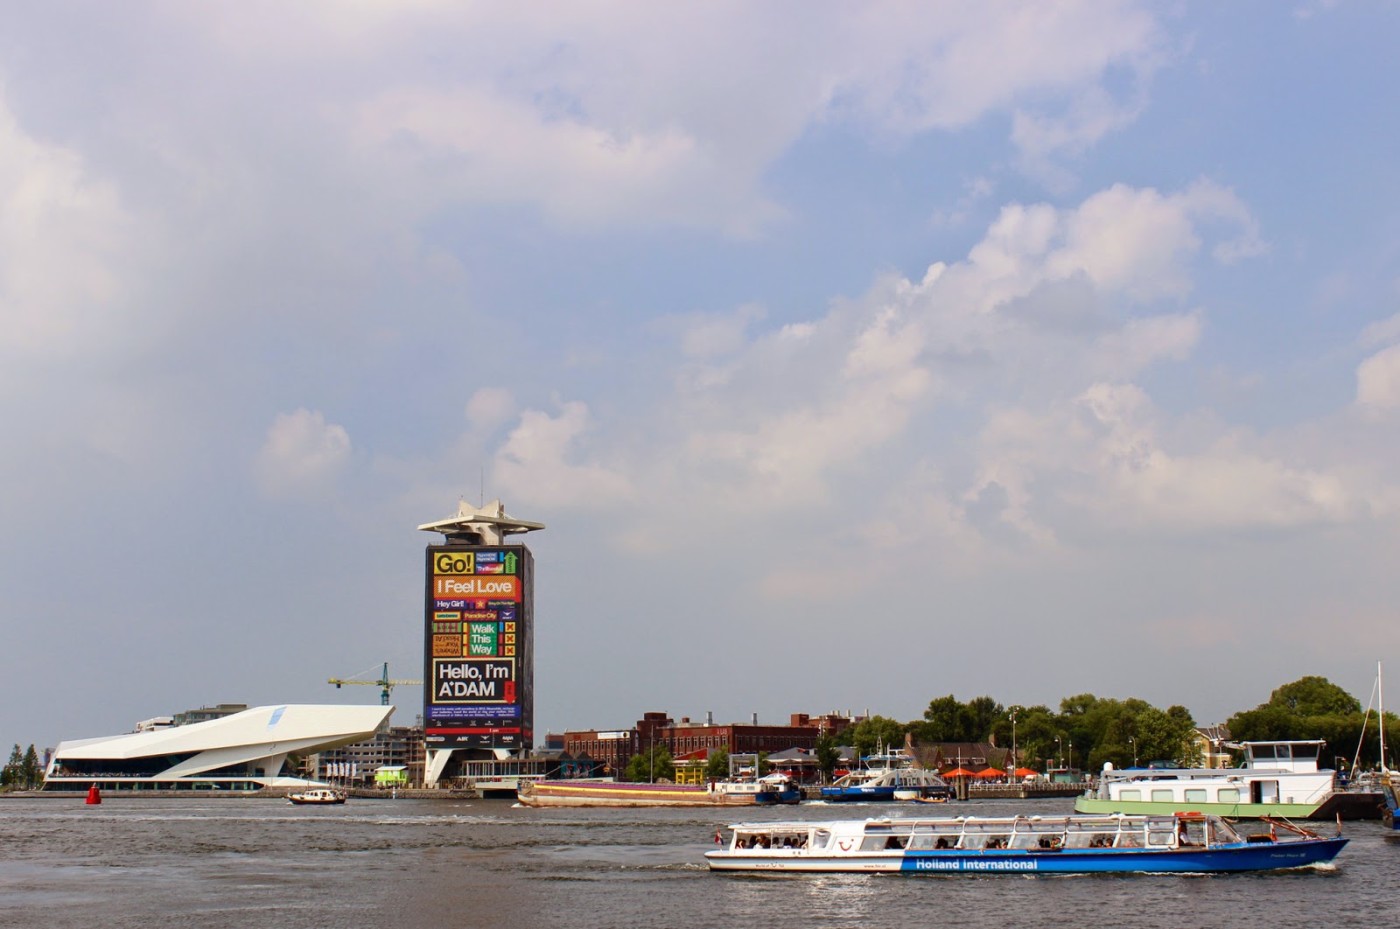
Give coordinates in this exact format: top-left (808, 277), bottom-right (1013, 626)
top-left (1, 796), bottom-right (1395, 929)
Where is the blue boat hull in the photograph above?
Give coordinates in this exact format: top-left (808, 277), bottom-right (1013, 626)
top-left (707, 837), bottom-right (1347, 874)
top-left (755, 787), bottom-right (804, 805)
top-left (819, 786), bottom-right (948, 802)
top-left (820, 786), bottom-right (901, 802)
top-left (895, 837), bottom-right (1348, 874)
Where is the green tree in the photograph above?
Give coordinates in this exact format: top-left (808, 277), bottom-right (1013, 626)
top-left (21, 745), bottom-right (40, 789)
top-left (846, 716), bottom-right (905, 760)
top-left (1, 744), bottom-right (20, 790)
top-left (1055, 694), bottom-right (1197, 773)
top-left (1226, 676), bottom-right (1387, 767)
top-left (963, 696), bottom-right (1005, 742)
top-left (1268, 677), bottom-right (1361, 716)
top-left (813, 733), bottom-right (841, 784)
top-left (624, 744), bottom-right (674, 783)
top-left (919, 695), bottom-right (965, 741)
top-left (705, 747), bottom-right (730, 780)
top-left (1001, 705), bottom-right (1059, 769)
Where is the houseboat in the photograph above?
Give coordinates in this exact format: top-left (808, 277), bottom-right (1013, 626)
top-left (1075, 740), bottom-right (1383, 820)
top-left (705, 812), bottom-right (1346, 874)
top-left (517, 774), bottom-right (800, 808)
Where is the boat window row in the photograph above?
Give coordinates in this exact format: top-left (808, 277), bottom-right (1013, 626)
top-left (731, 817), bottom-right (1238, 852)
top-left (1118, 787), bottom-right (1240, 803)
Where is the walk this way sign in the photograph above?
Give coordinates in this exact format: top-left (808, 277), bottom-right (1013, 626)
top-left (418, 500), bottom-right (543, 787)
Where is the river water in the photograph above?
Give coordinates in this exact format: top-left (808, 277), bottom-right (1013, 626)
top-left (1, 796), bottom-right (1395, 929)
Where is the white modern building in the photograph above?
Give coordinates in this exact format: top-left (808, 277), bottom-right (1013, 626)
top-left (44, 704), bottom-right (394, 791)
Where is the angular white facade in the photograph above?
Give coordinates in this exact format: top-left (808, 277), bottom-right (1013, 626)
top-left (45, 704), bottom-right (394, 790)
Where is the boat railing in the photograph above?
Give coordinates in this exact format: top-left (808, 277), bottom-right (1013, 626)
top-left (728, 813), bottom-right (1237, 854)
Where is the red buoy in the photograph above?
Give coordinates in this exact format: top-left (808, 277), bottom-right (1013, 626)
top-left (85, 784), bottom-right (101, 805)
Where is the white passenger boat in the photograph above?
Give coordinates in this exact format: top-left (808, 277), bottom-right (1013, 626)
top-left (1075, 740), bottom-right (1381, 820)
top-left (705, 812), bottom-right (1346, 874)
top-left (286, 788), bottom-right (346, 805)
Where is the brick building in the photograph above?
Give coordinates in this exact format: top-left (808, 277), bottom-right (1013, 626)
top-left (563, 711), bottom-right (854, 775)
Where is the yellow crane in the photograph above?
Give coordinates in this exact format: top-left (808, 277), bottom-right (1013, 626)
top-left (328, 662), bottom-right (422, 706)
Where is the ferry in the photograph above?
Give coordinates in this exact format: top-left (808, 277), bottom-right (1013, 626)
top-left (820, 753), bottom-right (950, 802)
top-left (1075, 740), bottom-right (1384, 820)
top-left (705, 812), bottom-right (1346, 874)
top-left (517, 775), bottom-right (801, 808)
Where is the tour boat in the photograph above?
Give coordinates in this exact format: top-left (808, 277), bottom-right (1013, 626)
top-left (705, 812), bottom-right (1346, 874)
top-left (1075, 740), bottom-right (1383, 820)
top-left (517, 774), bottom-right (801, 808)
top-left (286, 788), bottom-right (347, 805)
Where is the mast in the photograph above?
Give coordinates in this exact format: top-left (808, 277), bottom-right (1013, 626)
top-left (1381, 660), bottom-right (1388, 775)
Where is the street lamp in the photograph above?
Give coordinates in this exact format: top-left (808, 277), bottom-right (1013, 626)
top-left (1010, 711), bottom-right (1018, 773)
top-left (1129, 737), bottom-right (1137, 768)
top-left (1055, 736), bottom-right (1063, 770)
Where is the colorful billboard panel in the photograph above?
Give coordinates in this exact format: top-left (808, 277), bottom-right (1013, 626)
top-left (423, 544), bottom-right (533, 751)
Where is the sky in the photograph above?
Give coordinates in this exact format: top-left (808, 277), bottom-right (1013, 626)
top-left (4, 1), bottom-right (1399, 754)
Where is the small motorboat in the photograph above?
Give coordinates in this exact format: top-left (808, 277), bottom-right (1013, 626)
top-left (287, 788), bottom-right (347, 805)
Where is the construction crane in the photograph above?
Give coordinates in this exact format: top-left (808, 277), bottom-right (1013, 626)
top-left (328, 662), bottom-right (422, 706)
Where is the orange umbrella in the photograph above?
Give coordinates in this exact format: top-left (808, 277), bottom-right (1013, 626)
top-left (1013, 767), bottom-right (1039, 778)
top-left (942, 767), bottom-right (978, 778)
top-left (974, 767), bottom-right (1005, 778)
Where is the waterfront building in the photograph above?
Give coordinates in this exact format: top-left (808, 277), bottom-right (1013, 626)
top-left (1194, 725), bottom-right (1233, 768)
top-left (313, 724), bottom-right (425, 786)
top-left (562, 711), bottom-right (855, 775)
top-left (173, 703), bottom-right (249, 726)
top-left (43, 704), bottom-right (393, 791)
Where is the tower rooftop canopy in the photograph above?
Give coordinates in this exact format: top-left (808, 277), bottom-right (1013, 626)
top-left (417, 499), bottom-right (544, 545)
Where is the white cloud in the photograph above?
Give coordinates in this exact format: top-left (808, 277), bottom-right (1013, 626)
top-left (1092, 311), bottom-right (1202, 377)
top-left (337, 3), bottom-right (1167, 234)
top-left (0, 92), bottom-right (135, 362)
top-left (1356, 343), bottom-right (1400, 411)
top-left (1359, 312), bottom-right (1400, 350)
top-left (1072, 382), bottom-right (1354, 531)
top-left (458, 180), bottom-right (1271, 566)
top-left (254, 409), bottom-right (352, 497)
top-left (677, 303), bottom-right (766, 359)
top-left (494, 401), bottom-right (631, 507)
top-left (466, 387), bottom-right (516, 431)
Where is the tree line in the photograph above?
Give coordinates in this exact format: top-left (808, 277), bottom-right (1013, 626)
top-left (618, 674), bottom-right (1395, 782)
top-left (1, 745), bottom-right (43, 791)
top-left (840, 674), bottom-right (1395, 773)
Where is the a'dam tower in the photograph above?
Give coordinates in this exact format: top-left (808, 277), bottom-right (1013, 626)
top-left (417, 499), bottom-right (543, 788)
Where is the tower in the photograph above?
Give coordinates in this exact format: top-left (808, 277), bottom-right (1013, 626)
top-left (417, 499), bottom-right (544, 787)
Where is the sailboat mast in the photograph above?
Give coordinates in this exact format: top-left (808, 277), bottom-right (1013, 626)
top-left (1381, 660), bottom-right (1388, 774)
